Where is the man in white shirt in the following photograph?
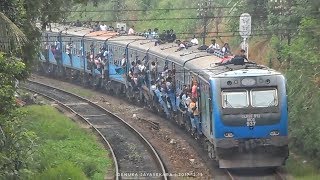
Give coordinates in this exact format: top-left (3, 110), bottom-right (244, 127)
top-left (128, 26), bottom-right (135, 35)
top-left (207, 39), bottom-right (220, 53)
top-left (100, 24), bottom-right (107, 31)
top-left (190, 35), bottom-right (199, 46)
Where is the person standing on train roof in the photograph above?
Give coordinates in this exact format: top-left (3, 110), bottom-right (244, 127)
top-left (128, 26), bottom-right (135, 35)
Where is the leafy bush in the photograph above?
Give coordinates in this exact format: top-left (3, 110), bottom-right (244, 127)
top-left (34, 162), bottom-right (86, 180)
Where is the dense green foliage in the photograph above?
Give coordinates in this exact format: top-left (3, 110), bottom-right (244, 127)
top-left (0, 53), bottom-right (37, 179)
top-left (0, 0), bottom-right (104, 178)
top-left (22, 105), bottom-right (112, 179)
top-left (69, 0), bottom-right (200, 36)
top-left (286, 156), bottom-right (320, 180)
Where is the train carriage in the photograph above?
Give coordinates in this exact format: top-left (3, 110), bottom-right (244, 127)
top-left (39, 25), bottom-right (289, 169)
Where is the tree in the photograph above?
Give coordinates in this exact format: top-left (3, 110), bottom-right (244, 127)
top-left (0, 1), bottom-right (90, 178)
top-left (0, 53), bottom-right (37, 179)
top-left (0, 12), bottom-right (28, 54)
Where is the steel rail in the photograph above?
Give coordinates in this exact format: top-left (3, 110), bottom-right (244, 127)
top-left (23, 79), bottom-right (168, 180)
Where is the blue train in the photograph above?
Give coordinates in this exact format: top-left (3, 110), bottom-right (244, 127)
top-left (38, 24), bottom-right (289, 168)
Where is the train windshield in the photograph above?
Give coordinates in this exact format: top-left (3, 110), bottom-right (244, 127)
top-left (222, 91), bottom-right (249, 108)
top-left (251, 89), bottom-right (278, 107)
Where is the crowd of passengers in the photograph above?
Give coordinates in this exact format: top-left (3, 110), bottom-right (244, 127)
top-left (76, 38), bottom-right (203, 136)
top-left (49, 21), bottom-right (246, 73)
top-left (71, 21), bottom-right (235, 58)
top-left (125, 57), bottom-right (203, 138)
top-left (45, 21), bottom-right (249, 137)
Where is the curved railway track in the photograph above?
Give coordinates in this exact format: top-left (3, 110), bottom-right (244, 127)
top-left (22, 80), bottom-right (168, 180)
top-left (226, 168), bottom-right (286, 180)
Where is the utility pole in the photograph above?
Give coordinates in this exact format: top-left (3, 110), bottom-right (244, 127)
top-left (112, 0), bottom-right (122, 23)
top-left (197, 0), bottom-right (212, 45)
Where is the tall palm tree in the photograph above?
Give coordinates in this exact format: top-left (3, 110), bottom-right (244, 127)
top-left (0, 12), bottom-right (28, 53)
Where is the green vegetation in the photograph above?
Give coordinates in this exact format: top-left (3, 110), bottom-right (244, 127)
top-left (286, 155), bottom-right (320, 180)
top-left (0, 53), bottom-right (36, 179)
top-left (21, 105), bottom-right (112, 179)
top-left (69, 0), bottom-right (201, 38)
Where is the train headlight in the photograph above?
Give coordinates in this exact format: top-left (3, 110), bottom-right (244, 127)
top-left (224, 132), bottom-right (234, 138)
top-left (270, 130), bottom-right (280, 136)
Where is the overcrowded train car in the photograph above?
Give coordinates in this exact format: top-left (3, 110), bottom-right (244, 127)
top-left (38, 24), bottom-right (289, 168)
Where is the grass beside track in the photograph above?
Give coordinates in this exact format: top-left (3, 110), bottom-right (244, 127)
top-left (285, 154), bottom-right (320, 180)
top-left (22, 105), bottom-right (112, 179)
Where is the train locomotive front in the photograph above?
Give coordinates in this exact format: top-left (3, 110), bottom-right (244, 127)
top-left (209, 68), bottom-right (289, 168)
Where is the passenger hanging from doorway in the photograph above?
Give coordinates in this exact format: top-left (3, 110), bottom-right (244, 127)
top-left (177, 85), bottom-right (188, 113)
top-left (154, 84), bottom-right (170, 118)
top-left (166, 76), bottom-right (177, 115)
top-left (189, 97), bottom-right (201, 139)
top-left (191, 80), bottom-right (198, 99)
top-left (127, 61), bottom-right (136, 89)
top-left (115, 54), bottom-right (126, 75)
top-left (150, 61), bottom-right (157, 82)
top-left (137, 71), bottom-right (150, 105)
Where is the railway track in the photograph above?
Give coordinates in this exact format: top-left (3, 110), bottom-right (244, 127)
top-left (22, 80), bottom-right (168, 180)
top-left (226, 168), bottom-right (286, 180)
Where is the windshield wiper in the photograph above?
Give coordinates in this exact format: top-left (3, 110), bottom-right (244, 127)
top-left (267, 98), bottom-right (277, 107)
top-left (224, 98), bottom-right (233, 108)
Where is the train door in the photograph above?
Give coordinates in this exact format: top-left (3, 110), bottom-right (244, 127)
top-left (200, 80), bottom-right (211, 137)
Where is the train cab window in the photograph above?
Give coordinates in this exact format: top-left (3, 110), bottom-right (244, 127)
top-left (222, 90), bottom-right (249, 108)
top-left (251, 89), bottom-right (278, 107)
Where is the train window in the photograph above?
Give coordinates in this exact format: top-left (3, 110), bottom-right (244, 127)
top-left (251, 89), bottom-right (278, 107)
top-left (222, 90), bottom-right (249, 108)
